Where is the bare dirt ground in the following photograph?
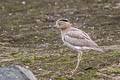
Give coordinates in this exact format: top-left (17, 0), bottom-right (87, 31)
top-left (0, 0), bottom-right (120, 80)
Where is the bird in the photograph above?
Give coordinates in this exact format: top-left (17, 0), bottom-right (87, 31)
top-left (55, 18), bottom-right (104, 75)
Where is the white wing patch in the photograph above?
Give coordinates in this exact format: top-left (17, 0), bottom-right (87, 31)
top-left (74, 46), bottom-right (94, 50)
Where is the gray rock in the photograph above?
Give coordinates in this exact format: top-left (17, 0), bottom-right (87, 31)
top-left (0, 65), bottom-right (37, 80)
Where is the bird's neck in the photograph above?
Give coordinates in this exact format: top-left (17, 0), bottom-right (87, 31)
top-left (61, 26), bottom-right (72, 34)
top-left (60, 23), bottom-right (72, 31)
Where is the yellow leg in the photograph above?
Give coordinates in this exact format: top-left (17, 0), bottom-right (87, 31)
top-left (71, 51), bottom-right (83, 75)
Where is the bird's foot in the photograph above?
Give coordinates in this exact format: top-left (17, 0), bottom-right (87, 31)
top-left (71, 69), bottom-right (77, 76)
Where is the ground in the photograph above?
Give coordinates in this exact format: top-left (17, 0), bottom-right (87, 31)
top-left (0, 0), bottom-right (120, 80)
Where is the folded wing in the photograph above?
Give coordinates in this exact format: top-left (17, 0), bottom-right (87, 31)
top-left (63, 28), bottom-right (103, 52)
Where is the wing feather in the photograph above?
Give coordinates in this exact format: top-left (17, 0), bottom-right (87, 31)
top-left (63, 28), bottom-right (99, 48)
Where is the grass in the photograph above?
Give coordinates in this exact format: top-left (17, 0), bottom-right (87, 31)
top-left (0, 0), bottom-right (120, 80)
top-left (0, 46), bottom-right (120, 80)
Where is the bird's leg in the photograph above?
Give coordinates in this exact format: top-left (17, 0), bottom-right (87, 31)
top-left (71, 51), bottom-right (83, 75)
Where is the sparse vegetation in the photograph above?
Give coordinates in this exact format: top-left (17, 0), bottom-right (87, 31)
top-left (0, 0), bottom-right (120, 80)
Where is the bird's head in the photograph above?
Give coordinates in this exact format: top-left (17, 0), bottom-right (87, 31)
top-left (56, 18), bottom-right (72, 30)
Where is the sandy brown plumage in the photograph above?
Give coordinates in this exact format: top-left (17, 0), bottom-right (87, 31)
top-left (61, 27), bottom-right (103, 52)
top-left (55, 18), bottom-right (104, 76)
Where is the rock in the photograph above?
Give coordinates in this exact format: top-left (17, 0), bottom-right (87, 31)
top-left (0, 65), bottom-right (37, 80)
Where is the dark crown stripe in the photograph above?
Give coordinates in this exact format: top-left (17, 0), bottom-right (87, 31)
top-left (59, 19), bottom-right (69, 22)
